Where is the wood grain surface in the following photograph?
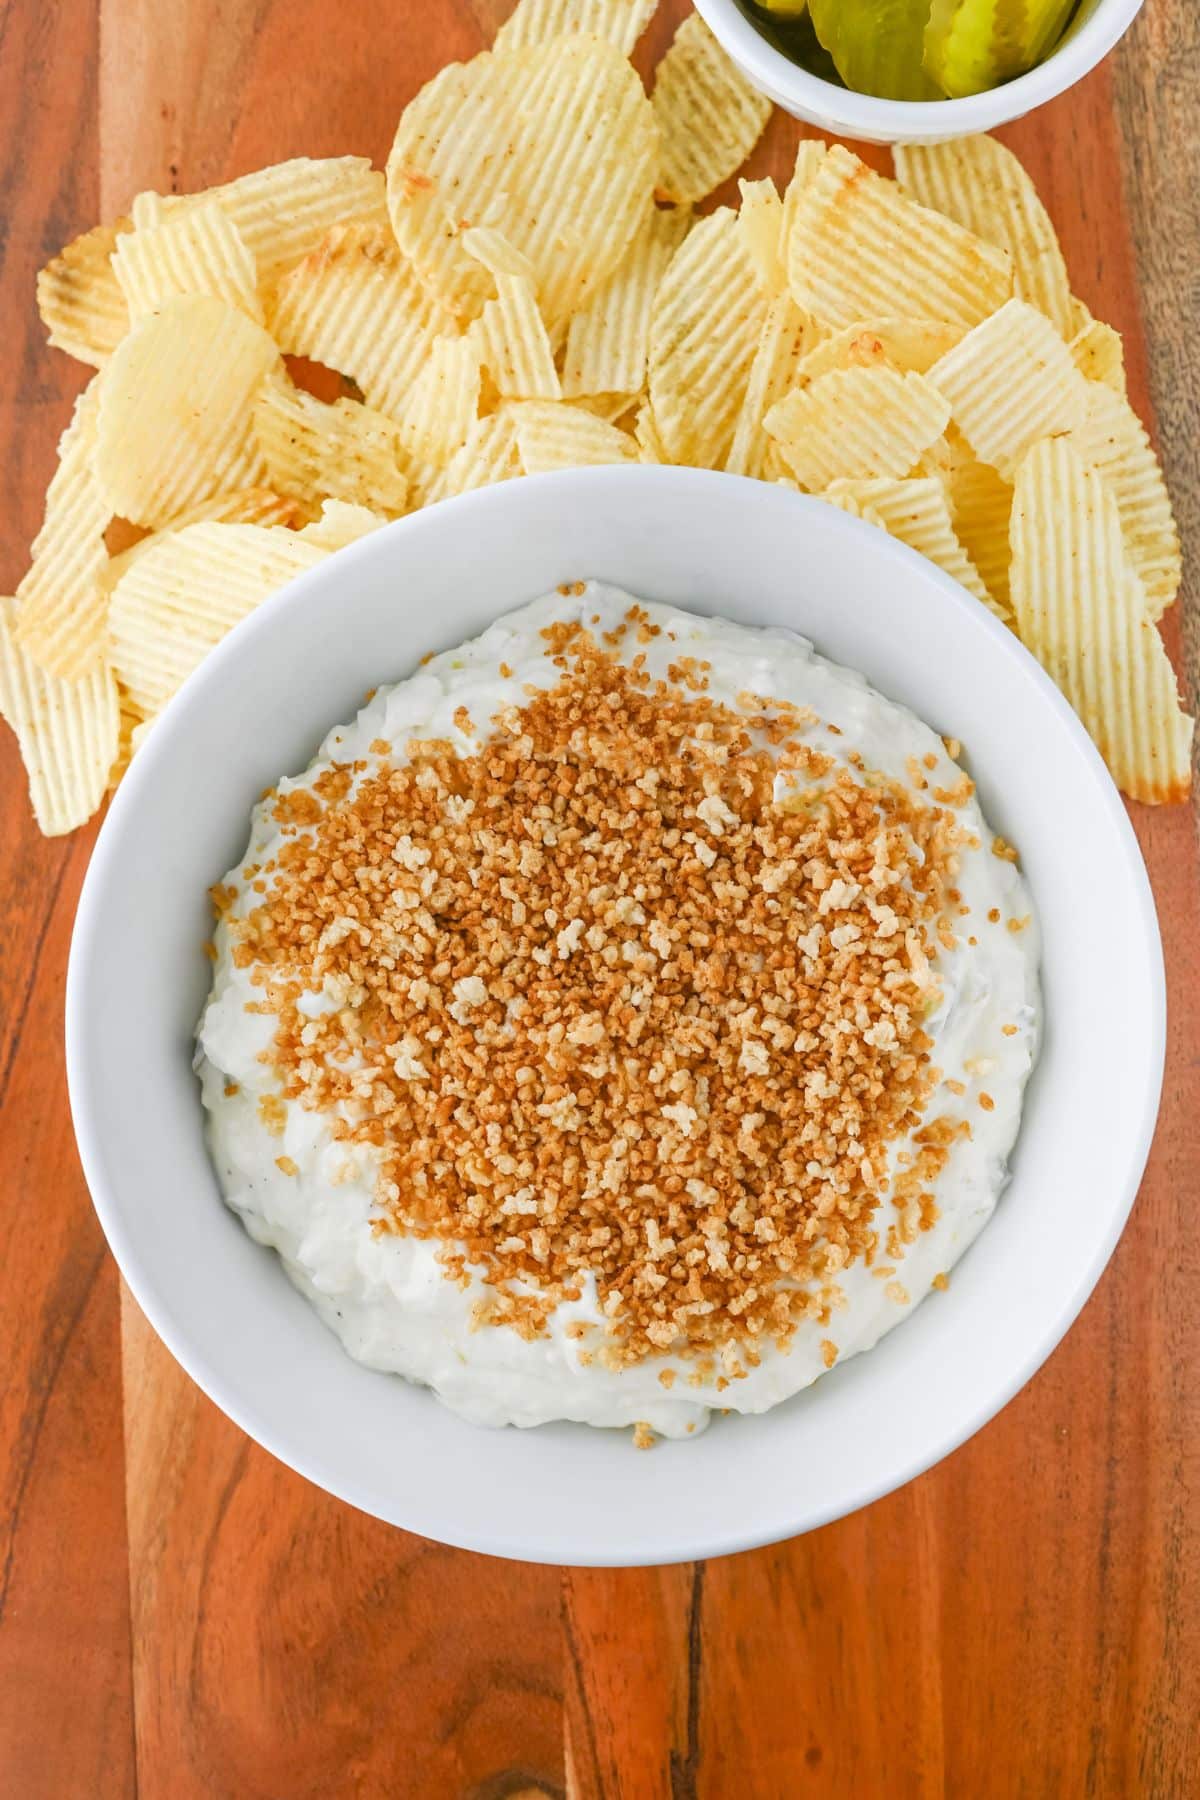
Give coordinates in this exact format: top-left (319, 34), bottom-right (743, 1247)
top-left (1, 3), bottom-right (1197, 1795)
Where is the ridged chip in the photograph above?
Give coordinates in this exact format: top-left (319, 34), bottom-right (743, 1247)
top-left (926, 297), bottom-right (1088, 475)
top-left (894, 136), bottom-right (1074, 337)
top-left (12, 380), bottom-right (112, 679)
top-left (298, 500), bottom-right (389, 551)
top-left (648, 208), bottom-right (767, 468)
top-left (1068, 312), bottom-right (1126, 393)
top-left (107, 686), bottom-right (146, 789)
top-left (633, 399), bottom-right (669, 465)
top-left (1059, 384), bottom-right (1181, 616)
top-left (738, 178), bottom-right (785, 296)
top-left (562, 205), bottom-right (688, 400)
top-left (1010, 438), bottom-right (1192, 804)
top-left (825, 476), bottom-right (1004, 619)
top-left (0, 597), bottom-right (120, 835)
top-left (764, 367), bottom-right (951, 490)
top-left (947, 457), bottom-right (1014, 613)
top-left (112, 201), bottom-right (261, 323)
top-left (821, 488), bottom-right (888, 529)
top-left (651, 15), bottom-right (773, 207)
top-left (95, 295), bottom-right (277, 528)
top-left (495, 0), bottom-right (658, 54)
top-left (398, 335), bottom-right (483, 467)
top-left (195, 157), bottom-right (388, 290)
top-left (253, 370), bottom-right (410, 514)
top-left (787, 144), bottom-right (1013, 332)
top-left (460, 227), bottom-right (536, 283)
top-left (726, 295), bottom-right (823, 480)
top-left (153, 487), bottom-right (313, 532)
top-left (37, 220), bottom-right (131, 367)
top-left (425, 412), bottom-right (522, 504)
top-left (108, 522), bottom-right (326, 716)
top-left (268, 223), bottom-right (451, 422)
top-left (130, 192), bottom-right (166, 231)
top-left (387, 37), bottom-right (657, 330)
top-left (510, 400), bottom-right (637, 473)
top-left (781, 138), bottom-right (827, 255)
top-left (472, 275), bottom-right (561, 399)
top-left (795, 317), bottom-right (962, 385)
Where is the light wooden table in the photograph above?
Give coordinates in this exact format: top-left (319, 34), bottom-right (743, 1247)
top-left (1, 3), bottom-right (1197, 1794)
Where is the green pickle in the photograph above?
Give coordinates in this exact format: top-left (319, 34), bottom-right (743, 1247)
top-left (924, 0), bottom-right (1079, 97)
top-left (809, 0), bottom-right (941, 100)
top-left (741, 0), bottom-right (1079, 99)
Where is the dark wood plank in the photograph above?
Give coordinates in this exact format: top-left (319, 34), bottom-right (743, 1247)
top-left (0, 1), bottom-right (137, 1794)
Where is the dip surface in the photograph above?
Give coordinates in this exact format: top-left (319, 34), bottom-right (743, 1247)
top-left (197, 584), bottom-right (1039, 1438)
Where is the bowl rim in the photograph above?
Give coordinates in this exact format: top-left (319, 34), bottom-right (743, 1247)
top-left (693, 0), bottom-right (1146, 137)
top-left (66, 467), bottom-right (1166, 1564)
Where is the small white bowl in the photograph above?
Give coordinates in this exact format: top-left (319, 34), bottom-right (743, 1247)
top-left (68, 468), bottom-right (1163, 1565)
top-left (695, 0), bottom-right (1145, 143)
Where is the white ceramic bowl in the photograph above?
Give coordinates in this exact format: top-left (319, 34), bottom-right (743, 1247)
top-left (68, 468), bottom-right (1163, 1566)
top-left (695, 0), bottom-right (1144, 143)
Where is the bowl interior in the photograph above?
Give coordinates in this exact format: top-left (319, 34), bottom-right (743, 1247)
top-left (67, 469), bottom-right (1163, 1565)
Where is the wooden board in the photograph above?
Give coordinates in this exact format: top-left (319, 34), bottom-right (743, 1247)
top-left (1, 3), bottom-right (1197, 1793)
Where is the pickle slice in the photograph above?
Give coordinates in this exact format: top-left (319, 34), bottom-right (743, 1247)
top-left (808, 0), bottom-right (941, 101)
top-left (923, 0), bottom-right (1079, 99)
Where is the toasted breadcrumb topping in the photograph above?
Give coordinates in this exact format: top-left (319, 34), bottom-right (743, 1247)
top-left (225, 611), bottom-right (971, 1369)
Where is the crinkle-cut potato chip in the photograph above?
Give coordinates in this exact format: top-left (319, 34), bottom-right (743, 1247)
top-left (651, 14), bottom-right (772, 207)
top-left (107, 686), bottom-right (146, 789)
top-left (37, 219), bottom-right (131, 368)
top-left (764, 367), bottom-right (951, 491)
top-left (387, 37), bottom-right (657, 330)
top-left (495, 0), bottom-right (658, 55)
top-left (152, 487), bottom-right (313, 536)
top-left (12, 380), bottom-right (112, 680)
top-left (112, 201), bottom-right (261, 323)
top-left (821, 488), bottom-right (887, 528)
top-left (130, 191), bottom-right (166, 231)
top-left (298, 500), bottom-right (389, 551)
top-left (794, 317), bottom-right (962, 386)
top-left (1059, 384), bottom-right (1181, 617)
top-left (425, 411), bottom-right (521, 504)
top-left (787, 144), bottom-right (1012, 333)
top-left (399, 335), bottom-right (482, 467)
top-left (726, 294), bottom-right (822, 480)
top-left (575, 392), bottom-right (638, 424)
top-left (460, 227), bottom-right (535, 284)
top-left (268, 222), bottom-right (451, 422)
top-left (1010, 439), bottom-right (1192, 804)
top-left (253, 370), bottom-right (410, 515)
top-left (472, 275), bottom-right (561, 400)
top-left (1068, 313), bottom-right (1125, 393)
top-left (947, 457), bottom-right (1013, 613)
top-left (738, 178), bottom-right (786, 296)
top-left (927, 297), bottom-right (1087, 476)
top-left (562, 205), bottom-right (689, 400)
top-left (195, 157), bottom-right (389, 289)
top-left (108, 522), bottom-right (326, 716)
top-left (648, 208), bottom-right (767, 469)
top-left (781, 138), bottom-right (827, 251)
top-left (825, 476), bottom-right (1005, 620)
top-left (893, 136), bottom-right (1074, 338)
top-left (98, 487), bottom-right (314, 600)
top-left (510, 400), bottom-right (637, 474)
top-left (95, 294), bottom-right (277, 529)
top-left (386, 175), bottom-right (495, 327)
top-left (633, 398), bottom-right (670, 465)
top-left (0, 598), bottom-right (119, 835)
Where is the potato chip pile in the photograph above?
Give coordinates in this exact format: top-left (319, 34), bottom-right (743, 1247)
top-left (1, 0), bottom-right (1191, 834)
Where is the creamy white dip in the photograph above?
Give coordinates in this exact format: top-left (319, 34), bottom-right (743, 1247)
top-left (197, 585), bottom-right (1040, 1438)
